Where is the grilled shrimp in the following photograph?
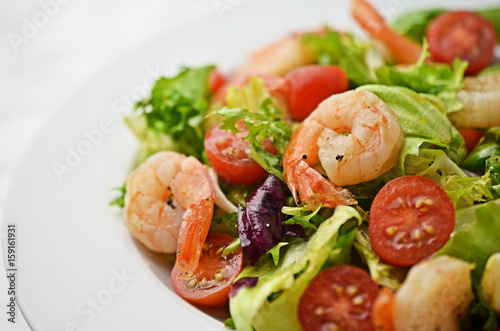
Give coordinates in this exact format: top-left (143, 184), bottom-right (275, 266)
top-left (352, 0), bottom-right (421, 64)
top-left (481, 252), bottom-right (500, 313)
top-left (124, 152), bottom-right (215, 275)
top-left (449, 72), bottom-right (500, 128)
top-left (283, 90), bottom-right (404, 210)
top-left (232, 32), bottom-right (316, 81)
top-left (393, 255), bottom-right (474, 331)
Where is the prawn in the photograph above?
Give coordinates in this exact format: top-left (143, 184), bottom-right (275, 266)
top-left (282, 90), bottom-right (404, 210)
top-left (352, 0), bottom-right (422, 64)
top-left (449, 72), bottom-right (500, 128)
top-left (481, 252), bottom-right (500, 314)
top-left (393, 255), bottom-right (474, 331)
top-left (124, 151), bottom-right (214, 276)
top-left (232, 32), bottom-right (316, 81)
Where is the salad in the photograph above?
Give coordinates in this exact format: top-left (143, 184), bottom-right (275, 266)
top-left (112, 0), bottom-right (500, 330)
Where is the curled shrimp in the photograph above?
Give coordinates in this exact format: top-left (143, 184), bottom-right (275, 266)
top-left (481, 252), bottom-right (500, 314)
top-left (232, 32), bottom-right (316, 81)
top-left (352, 0), bottom-right (421, 64)
top-left (283, 90), bottom-right (404, 210)
top-left (393, 255), bottom-right (474, 331)
top-left (124, 151), bottom-right (214, 276)
top-left (449, 72), bottom-right (500, 128)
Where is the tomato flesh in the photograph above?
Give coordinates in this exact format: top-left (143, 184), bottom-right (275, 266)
top-left (171, 233), bottom-right (243, 307)
top-left (209, 69), bottom-right (226, 95)
top-left (285, 65), bottom-right (349, 121)
top-left (204, 125), bottom-right (267, 185)
top-left (458, 128), bottom-right (484, 154)
top-left (369, 176), bottom-right (455, 267)
top-left (299, 265), bottom-right (379, 331)
top-left (427, 11), bottom-right (496, 75)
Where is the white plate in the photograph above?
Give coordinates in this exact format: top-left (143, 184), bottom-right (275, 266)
top-left (3, 0), bottom-right (499, 330)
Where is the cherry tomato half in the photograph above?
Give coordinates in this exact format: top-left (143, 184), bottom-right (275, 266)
top-left (369, 176), bottom-right (455, 267)
top-left (209, 69), bottom-right (227, 95)
top-left (204, 125), bottom-right (267, 185)
top-left (427, 11), bottom-right (496, 75)
top-left (299, 265), bottom-right (379, 331)
top-left (458, 128), bottom-right (484, 154)
top-left (171, 233), bottom-right (243, 307)
top-left (285, 65), bottom-right (349, 121)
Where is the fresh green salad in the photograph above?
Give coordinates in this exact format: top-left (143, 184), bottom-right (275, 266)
top-left (113, 0), bottom-right (500, 330)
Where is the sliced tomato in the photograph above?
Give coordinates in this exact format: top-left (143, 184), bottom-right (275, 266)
top-left (371, 287), bottom-right (395, 331)
top-left (427, 11), bottom-right (496, 75)
top-left (298, 265), bottom-right (379, 331)
top-left (369, 176), bottom-right (455, 267)
top-left (458, 128), bottom-right (484, 154)
top-left (285, 65), bottom-right (349, 121)
top-left (204, 125), bottom-right (267, 185)
top-left (209, 69), bottom-right (226, 95)
top-left (171, 233), bottom-right (243, 307)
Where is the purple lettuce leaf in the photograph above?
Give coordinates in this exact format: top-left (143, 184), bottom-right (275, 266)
top-left (284, 223), bottom-right (308, 240)
top-left (229, 277), bottom-right (259, 297)
top-left (237, 174), bottom-right (285, 265)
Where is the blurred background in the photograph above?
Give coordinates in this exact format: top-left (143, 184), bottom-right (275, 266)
top-left (0, 1), bottom-right (217, 329)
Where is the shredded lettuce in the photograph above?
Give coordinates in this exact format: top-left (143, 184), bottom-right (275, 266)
top-left (302, 29), bottom-right (376, 87)
top-left (127, 65), bottom-right (214, 162)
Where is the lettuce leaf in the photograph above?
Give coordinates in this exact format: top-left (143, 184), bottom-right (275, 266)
top-left (127, 65), bottom-right (214, 161)
top-left (217, 78), bottom-right (292, 181)
top-left (229, 206), bottom-right (362, 331)
top-left (436, 200), bottom-right (500, 283)
top-left (375, 41), bottom-right (467, 114)
top-left (353, 227), bottom-right (403, 290)
top-left (461, 127), bottom-right (500, 173)
top-left (357, 84), bottom-right (466, 163)
top-left (402, 148), bottom-right (494, 208)
top-left (393, 8), bottom-right (500, 43)
top-left (302, 29), bottom-right (376, 87)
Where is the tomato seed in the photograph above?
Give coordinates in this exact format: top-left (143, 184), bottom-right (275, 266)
top-left (314, 307), bottom-right (325, 316)
top-left (385, 226), bottom-right (398, 236)
top-left (346, 285), bottom-right (358, 297)
top-left (352, 295), bottom-right (365, 306)
top-left (424, 225), bottom-right (435, 235)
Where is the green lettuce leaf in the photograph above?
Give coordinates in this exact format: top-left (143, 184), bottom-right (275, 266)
top-left (436, 200), bottom-right (500, 283)
top-left (402, 148), bottom-right (494, 208)
top-left (393, 8), bottom-right (500, 43)
top-left (461, 127), bottom-right (500, 173)
top-left (229, 205), bottom-right (362, 331)
top-left (392, 9), bottom-right (444, 42)
top-left (127, 65), bottom-right (214, 161)
top-left (375, 40), bottom-right (467, 114)
top-left (353, 227), bottom-right (403, 290)
top-left (357, 84), bottom-right (467, 163)
top-left (216, 78), bottom-right (292, 181)
top-left (302, 29), bottom-right (376, 87)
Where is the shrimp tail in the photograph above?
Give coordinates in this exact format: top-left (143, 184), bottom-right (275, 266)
top-left (290, 160), bottom-right (357, 210)
top-left (175, 197), bottom-right (214, 278)
top-left (352, 0), bottom-right (421, 64)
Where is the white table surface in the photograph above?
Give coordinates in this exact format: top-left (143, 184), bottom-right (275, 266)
top-left (0, 1), bottom-right (218, 329)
